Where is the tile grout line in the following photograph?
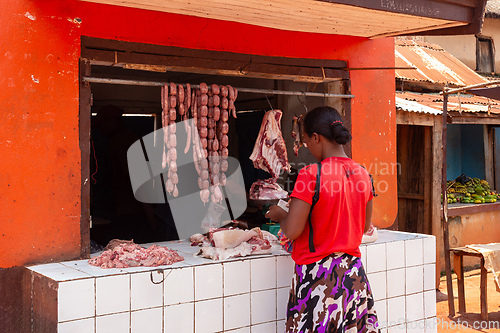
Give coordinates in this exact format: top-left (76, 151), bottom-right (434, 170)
top-left (222, 263), bottom-right (225, 332)
top-left (193, 266), bottom-right (196, 333)
top-left (94, 278), bottom-right (97, 333)
top-left (129, 274), bottom-right (132, 333)
top-left (162, 269), bottom-right (165, 333)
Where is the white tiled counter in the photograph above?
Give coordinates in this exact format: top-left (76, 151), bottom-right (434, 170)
top-left (361, 230), bottom-right (437, 333)
top-left (26, 230), bottom-right (436, 333)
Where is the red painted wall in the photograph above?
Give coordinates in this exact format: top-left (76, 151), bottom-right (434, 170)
top-left (0, 0), bottom-right (396, 268)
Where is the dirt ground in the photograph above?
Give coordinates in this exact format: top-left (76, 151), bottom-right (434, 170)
top-left (436, 269), bottom-right (500, 332)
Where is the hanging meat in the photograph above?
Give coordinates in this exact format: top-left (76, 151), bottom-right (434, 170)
top-left (249, 109), bottom-right (290, 179)
top-left (291, 114), bottom-right (304, 156)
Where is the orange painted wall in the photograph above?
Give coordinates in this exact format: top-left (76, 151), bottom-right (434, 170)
top-left (0, 0), bottom-right (396, 268)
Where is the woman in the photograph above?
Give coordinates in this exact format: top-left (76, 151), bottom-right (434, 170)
top-left (266, 106), bottom-right (379, 332)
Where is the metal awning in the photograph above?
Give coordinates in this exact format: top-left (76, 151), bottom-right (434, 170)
top-left (395, 40), bottom-right (489, 90)
top-left (396, 91), bottom-right (500, 115)
top-left (79, 0), bottom-right (487, 38)
top-left (396, 96), bottom-right (442, 115)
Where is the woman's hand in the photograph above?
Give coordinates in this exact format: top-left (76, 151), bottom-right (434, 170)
top-left (265, 205), bottom-right (288, 223)
top-left (278, 198), bottom-right (311, 241)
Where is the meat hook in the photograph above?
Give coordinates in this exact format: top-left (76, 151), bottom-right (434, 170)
top-left (297, 94), bottom-right (308, 113)
top-left (265, 95), bottom-right (274, 111)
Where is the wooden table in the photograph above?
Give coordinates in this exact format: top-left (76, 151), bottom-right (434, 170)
top-left (449, 247), bottom-right (488, 320)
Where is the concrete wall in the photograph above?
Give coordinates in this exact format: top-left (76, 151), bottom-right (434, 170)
top-left (423, 35), bottom-right (477, 70)
top-left (424, 17), bottom-right (500, 74)
top-left (483, 18), bottom-right (500, 74)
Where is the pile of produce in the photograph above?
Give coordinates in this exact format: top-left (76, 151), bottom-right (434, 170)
top-left (444, 176), bottom-right (499, 204)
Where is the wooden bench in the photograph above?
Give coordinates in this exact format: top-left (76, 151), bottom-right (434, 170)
top-left (449, 247), bottom-right (488, 320)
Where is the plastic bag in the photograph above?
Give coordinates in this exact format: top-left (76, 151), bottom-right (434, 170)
top-left (200, 202), bottom-right (226, 233)
top-left (361, 223), bottom-right (378, 244)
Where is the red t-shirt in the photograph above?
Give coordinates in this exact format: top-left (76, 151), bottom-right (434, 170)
top-left (290, 157), bottom-right (373, 265)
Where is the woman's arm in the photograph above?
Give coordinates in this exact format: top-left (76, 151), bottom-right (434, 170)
top-left (265, 198), bottom-right (311, 240)
top-left (364, 200), bottom-right (373, 233)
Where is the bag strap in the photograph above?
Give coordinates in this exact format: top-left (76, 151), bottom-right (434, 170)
top-left (308, 162), bottom-right (321, 253)
top-left (359, 164), bottom-right (377, 197)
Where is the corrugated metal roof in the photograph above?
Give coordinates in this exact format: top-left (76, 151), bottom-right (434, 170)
top-left (396, 96), bottom-right (441, 115)
top-left (396, 91), bottom-right (500, 115)
top-left (395, 40), bottom-right (489, 88)
top-left (486, 0), bottom-right (500, 18)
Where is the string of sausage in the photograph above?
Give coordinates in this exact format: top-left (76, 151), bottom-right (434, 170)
top-left (207, 84), bottom-right (223, 203)
top-left (217, 85), bottom-right (237, 194)
top-left (183, 83), bottom-right (191, 154)
top-left (164, 83), bottom-right (179, 197)
top-left (162, 82), bottom-right (237, 204)
top-left (195, 83), bottom-right (210, 204)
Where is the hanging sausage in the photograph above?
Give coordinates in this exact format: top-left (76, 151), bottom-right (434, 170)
top-left (161, 81), bottom-right (238, 204)
top-left (165, 82), bottom-right (178, 197)
top-left (183, 83), bottom-right (192, 154)
top-left (218, 85), bottom-right (231, 191)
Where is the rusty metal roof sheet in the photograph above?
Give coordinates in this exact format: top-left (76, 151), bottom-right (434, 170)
top-left (396, 96), bottom-right (441, 115)
top-left (486, 0), bottom-right (500, 18)
top-left (395, 40), bottom-right (489, 88)
top-left (396, 91), bottom-right (500, 115)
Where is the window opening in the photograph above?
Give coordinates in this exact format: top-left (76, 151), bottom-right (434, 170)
top-left (84, 63), bottom-right (348, 252)
top-left (476, 36), bottom-right (495, 73)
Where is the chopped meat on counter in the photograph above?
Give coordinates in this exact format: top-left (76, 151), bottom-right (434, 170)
top-left (192, 227), bottom-right (278, 261)
top-left (88, 240), bottom-right (184, 268)
top-left (189, 233), bottom-right (211, 246)
top-left (249, 178), bottom-right (288, 200)
top-left (249, 109), bottom-right (290, 179)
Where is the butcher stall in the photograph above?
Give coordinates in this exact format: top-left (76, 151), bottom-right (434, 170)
top-left (26, 61), bottom-right (437, 332)
top-left (27, 230), bottom-right (437, 332)
top-left (2, 0), bottom-right (488, 331)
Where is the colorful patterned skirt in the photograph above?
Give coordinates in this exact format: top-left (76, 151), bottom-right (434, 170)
top-left (285, 252), bottom-right (379, 333)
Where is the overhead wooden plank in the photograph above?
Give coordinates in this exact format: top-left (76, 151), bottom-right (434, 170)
top-left (84, 49), bottom-right (348, 81)
top-left (322, 0), bottom-right (474, 21)
top-left (396, 110), bottom-right (436, 126)
top-left (80, 0), bottom-right (467, 38)
top-left (81, 38), bottom-right (350, 81)
top-left (82, 36), bottom-right (348, 69)
top-left (448, 114), bottom-right (500, 124)
top-left (435, 0), bottom-right (478, 8)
